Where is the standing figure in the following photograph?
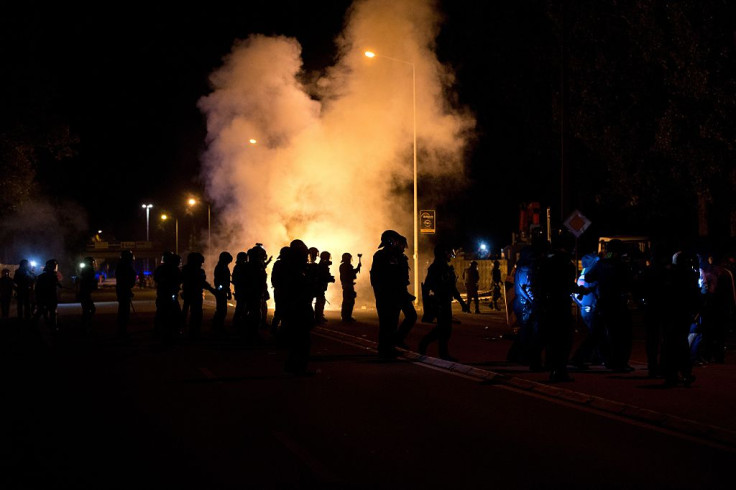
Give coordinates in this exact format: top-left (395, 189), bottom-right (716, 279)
top-left (491, 260), bottom-right (503, 311)
top-left (270, 247), bottom-right (290, 338)
top-left (533, 244), bottom-right (578, 382)
top-left (315, 251), bottom-right (335, 324)
top-left (418, 245), bottom-right (469, 361)
top-left (13, 259), bottom-right (35, 321)
top-left (154, 252), bottom-right (182, 344)
top-left (231, 251), bottom-right (248, 335)
top-left (78, 256), bottom-right (97, 333)
top-left (243, 245), bottom-right (269, 343)
top-left (507, 240), bottom-right (545, 368)
top-left (371, 230), bottom-right (416, 359)
top-left (396, 235), bottom-right (417, 349)
top-left (463, 261), bottom-right (480, 314)
top-left (0, 268), bottom-right (14, 319)
top-left (660, 251), bottom-right (701, 387)
top-left (115, 250), bottom-right (137, 337)
top-left (584, 239), bottom-right (634, 371)
top-left (33, 259), bottom-right (62, 331)
top-left (181, 252), bottom-right (215, 339)
top-left (339, 253), bottom-right (362, 322)
top-left (282, 239), bottom-right (317, 375)
top-left (212, 251), bottom-right (233, 337)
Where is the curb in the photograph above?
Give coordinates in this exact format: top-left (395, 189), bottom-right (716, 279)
top-left (315, 326), bottom-right (736, 450)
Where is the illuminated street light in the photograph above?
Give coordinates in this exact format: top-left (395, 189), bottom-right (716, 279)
top-left (365, 49), bottom-right (419, 302)
top-left (161, 213), bottom-right (179, 255)
top-left (141, 204), bottom-right (153, 241)
top-left (187, 197), bottom-right (211, 251)
top-left (248, 138), bottom-right (257, 144)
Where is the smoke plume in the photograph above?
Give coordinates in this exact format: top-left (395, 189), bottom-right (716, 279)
top-left (198, 0), bottom-right (474, 307)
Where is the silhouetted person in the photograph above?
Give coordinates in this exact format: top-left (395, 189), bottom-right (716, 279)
top-left (491, 260), bottom-right (503, 311)
top-left (282, 239), bottom-right (317, 375)
top-left (115, 250), bottom-right (137, 337)
top-left (33, 259), bottom-right (61, 331)
top-left (78, 256), bottom-right (97, 333)
top-left (395, 235), bottom-right (417, 349)
top-left (181, 252), bottom-right (215, 339)
top-left (154, 252), bottom-right (182, 344)
top-left (533, 244), bottom-right (578, 382)
top-left (243, 245), bottom-right (269, 343)
top-left (585, 239), bottom-right (634, 371)
top-left (418, 245), bottom-right (469, 361)
top-left (1, 268), bottom-right (13, 319)
top-left (698, 254), bottom-right (729, 363)
top-left (464, 260), bottom-right (480, 314)
top-left (260, 245), bottom-right (273, 330)
top-left (231, 251), bottom-right (248, 335)
top-left (660, 251), bottom-right (701, 387)
top-left (212, 251), bottom-right (233, 337)
top-left (371, 230), bottom-right (415, 359)
top-left (315, 251), bottom-right (335, 324)
top-left (339, 252), bottom-right (362, 322)
top-left (14, 259), bottom-right (34, 321)
top-left (306, 246), bottom-right (320, 318)
top-left (270, 246), bottom-right (290, 338)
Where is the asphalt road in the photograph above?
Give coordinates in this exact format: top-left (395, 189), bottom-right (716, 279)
top-left (2, 292), bottom-right (734, 489)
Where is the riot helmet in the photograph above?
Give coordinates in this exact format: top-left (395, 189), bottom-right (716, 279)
top-left (218, 251), bottom-right (233, 264)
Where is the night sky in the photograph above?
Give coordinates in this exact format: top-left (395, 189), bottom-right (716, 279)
top-left (3, 0), bottom-right (735, 260)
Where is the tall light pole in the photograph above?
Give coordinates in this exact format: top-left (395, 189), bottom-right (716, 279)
top-left (161, 214), bottom-right (179, 255)
top-left (187, 198), bottom-right (211, 251)
top-left (141, 204), bottom-right (153, 241)
top-left (365, 50), bottom-right (419, 301)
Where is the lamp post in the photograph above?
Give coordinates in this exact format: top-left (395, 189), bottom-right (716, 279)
top-left (187, 198), bottom-right (211, 251)
top-left (161, 214), bottom-right (179, 255)
top-left (141, 204), bottom-right (153, 241)
top-left (365, 50), bottom-right (419, 302)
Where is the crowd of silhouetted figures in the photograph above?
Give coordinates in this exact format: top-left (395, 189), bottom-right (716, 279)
top-left (2, 231), bottom-right (733, 382)
top-left (507, 236), bottom-right (734, 386)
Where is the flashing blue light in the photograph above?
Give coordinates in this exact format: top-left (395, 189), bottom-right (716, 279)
top-left (479, 243), bottom-right (487, 251)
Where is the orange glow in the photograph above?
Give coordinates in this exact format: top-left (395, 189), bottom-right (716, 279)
top-left (364, 51), bottom-right (375, 58)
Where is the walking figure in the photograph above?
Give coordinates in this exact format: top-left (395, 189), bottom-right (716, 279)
top-left (418, 245), bottom-right (469, 361)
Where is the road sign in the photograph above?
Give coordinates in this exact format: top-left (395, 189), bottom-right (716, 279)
top-left (564, 210), bottom-right (591, 238)
top-left (420, 210), bottom-right (436, 234)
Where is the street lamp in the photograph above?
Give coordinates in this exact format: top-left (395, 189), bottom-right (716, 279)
top-left (161, 214), bottom-right (179, 255)
top-left (141, 204), bottom-right (153, 241)
top-left (187, 198), bottom-right (211, 251)
top-left (365, 50), bottom-right (419, 302)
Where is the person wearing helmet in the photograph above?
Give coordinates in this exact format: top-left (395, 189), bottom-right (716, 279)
top-left (314, 251), bottom-right (335, 324)
top-left (240, 245), bottom-right (269, 343)
top-left (181, 252), bottom-right (216, 339)
top-left (33, 259), bottom-right (62, 331)
top-left (370, 230), bottom-right (415, 358)
top-left (78, 256), bottom-right (98, 332)
top-left (339, 252), bottom-right (362, 322)
top-left (659, 250), bottom-right (701, 387)
top-left (115, 250), bottom-right (137, 337)
top-left (269, 247), bottom-right (291, 338)
top-left (153, 252), bottom-right (182, 344)
top-left (231, 251), bottom-right (249, 335)
top-left (282, 239), bottom-right (318, 375)
top-left (212, 251), bottom-right (233, 337)
top-left (418, 245), bottom-right (468, 362)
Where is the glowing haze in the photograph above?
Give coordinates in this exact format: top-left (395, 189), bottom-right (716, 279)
top-left (198, 0), bottom-right (474, 307)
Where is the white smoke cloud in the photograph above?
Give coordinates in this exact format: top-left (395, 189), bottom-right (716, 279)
top-left (198, 0), bottom-right (475, 306)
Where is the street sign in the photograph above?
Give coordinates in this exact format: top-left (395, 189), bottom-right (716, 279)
top-left (420, 210), bottom-right (436, 234)
top-left (564, 209), bottom-right (591, 238)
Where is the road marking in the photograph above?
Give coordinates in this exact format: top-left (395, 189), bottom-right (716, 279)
top-left (314, 326), bottom-right (736, 452)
